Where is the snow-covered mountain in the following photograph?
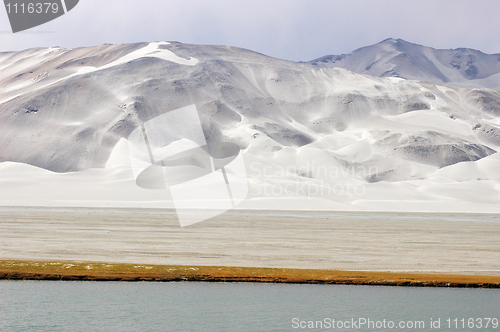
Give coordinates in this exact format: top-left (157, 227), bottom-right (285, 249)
top-left (310, 38), bottom-right (500, 91)
top-left (1, 40), bottom-right (500, 211)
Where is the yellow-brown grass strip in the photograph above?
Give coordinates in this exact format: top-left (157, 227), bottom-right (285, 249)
top-left (0, 260), bottom-right (499, 288)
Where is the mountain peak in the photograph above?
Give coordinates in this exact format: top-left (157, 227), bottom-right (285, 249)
top-left (309, 39), bottom-right (500, 90)
top-left (380, 38), bottom-right (407, 44)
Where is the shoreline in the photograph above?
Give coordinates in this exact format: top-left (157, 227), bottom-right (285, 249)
top-left (2, 209), bottom-right (500, 276)
top-left (2, 205), bottom-right (500, 217)
top-left (1, 260), bottom-right (500, 288)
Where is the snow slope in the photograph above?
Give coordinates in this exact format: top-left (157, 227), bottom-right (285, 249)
top-left (310, 38), bottom-right (500, 91)
top-left (1, 41), bottom-right (500, 212)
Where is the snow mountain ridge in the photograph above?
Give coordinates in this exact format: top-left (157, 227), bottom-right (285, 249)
top-left (310, 38), bottom-right (500, 91)
top-left (1, 39), bottom-right (500, 211)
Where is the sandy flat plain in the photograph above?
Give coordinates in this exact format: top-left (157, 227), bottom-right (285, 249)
top-left (1, 208), bottom-right (499, 276)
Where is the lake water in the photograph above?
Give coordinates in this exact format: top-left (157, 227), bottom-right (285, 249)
top-left (0, 281), bottom-right (499, 331)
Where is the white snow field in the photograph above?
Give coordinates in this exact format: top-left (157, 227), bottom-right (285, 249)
top-left (1, 40), bottom-right (500, 213)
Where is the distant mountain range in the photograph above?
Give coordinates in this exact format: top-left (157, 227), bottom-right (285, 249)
top-left (310, 38), bottom-right (500, 91)
top-left (1, 39), bottom-right (500, 210)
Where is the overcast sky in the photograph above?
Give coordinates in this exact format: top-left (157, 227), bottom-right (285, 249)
top-left (1, 0), bottom-right (499, 61)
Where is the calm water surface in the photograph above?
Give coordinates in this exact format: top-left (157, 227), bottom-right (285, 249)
top-left (0, 281), bottom-right (499, 331)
